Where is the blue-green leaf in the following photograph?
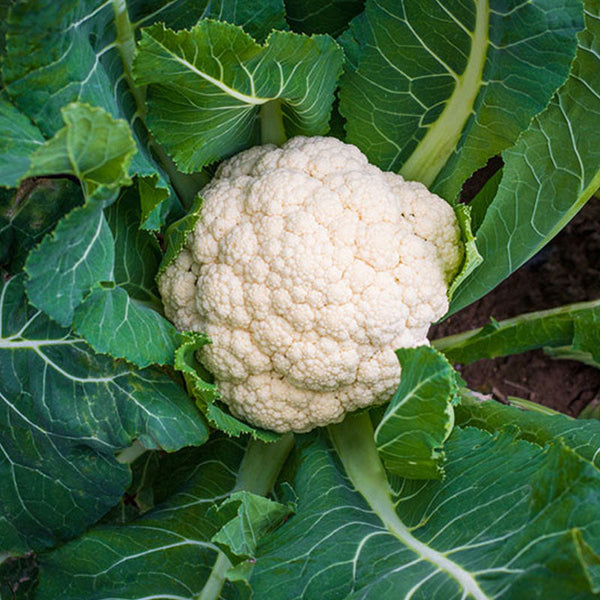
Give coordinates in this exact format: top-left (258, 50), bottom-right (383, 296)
top-left (0, 275), bottom-right (208, 554)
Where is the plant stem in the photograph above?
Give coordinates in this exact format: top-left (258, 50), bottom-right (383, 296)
top-left (111, 0), bottom-right (206, 207)
top-left (433, 298), bottom-right (600, 363)
top-left (112, 0), bottom-right (146, 116)
top-left (195, 552), bottom-right (232, 600)
top-left (196, 433), bottom-right (294, 600)
top-left (115, 440), bottom-right (147, 464)
top-left (260, 100), bottom-right (287, 146)
top-left (328, 412), bottom-right (489, 600)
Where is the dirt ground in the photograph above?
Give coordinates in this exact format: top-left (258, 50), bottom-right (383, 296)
top-left (431, 196), bottom-right (600, 416)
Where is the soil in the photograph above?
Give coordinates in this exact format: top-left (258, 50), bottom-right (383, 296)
top-left (430, 195), bottom-right (600, 417)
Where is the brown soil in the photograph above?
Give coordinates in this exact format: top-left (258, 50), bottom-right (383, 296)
top-left (431, 197), bottom-right (600, 417)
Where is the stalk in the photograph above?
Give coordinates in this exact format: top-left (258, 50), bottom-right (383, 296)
top-left (433, 298), bottom-right (600, 363)
top-left (196, 433), bottom-right (294, 600)
top-left (328, 412), bottom-right (489, 600)
top-left (260, 100), bottom-right (287, 146)
top-left (111, 0), bottom-right (206, 207)
top-left (115, 440), bottom-right (147, 464)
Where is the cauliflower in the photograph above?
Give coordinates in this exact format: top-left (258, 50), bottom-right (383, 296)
top-left (159, 136), bottom-right (463, 433)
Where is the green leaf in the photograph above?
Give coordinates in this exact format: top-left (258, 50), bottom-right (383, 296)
top-left (24, 202), bottom-right (114, 327)
top-left (26, 103), bottom-right (136, 197)
top-left (455, 392), bottom-right (600, 468)
top-left (0, 94), bottom-right (45, 188)
top-left (573, 311), bottom-right (600, 364)
top-left (211, 491), bottom-right (293, 561)
top-left (285, 0), bottom-right (365, 37)
top-left (448, 204), bottom-right (483, 298)
top-left (175, 332), bottom-right (280, 441)
top-left (2, 0), bottom-right (175, 213)
top-left (133, 21), bottom-right (344, 172)
top-left (159, 193), bottom-right (204, 275)
top-left (450, 3), bottom-right (600, 312)
top-left (0, 178), bottom-right (84, 273)
top-left (73, 285), bottom-right (182, 367)
top-left (65, 188), bottom-right (183, 366)
top-left (15, 104), bottom-right (135, 323)
top-left (434, 299), bottom-right (600, 365)
top-left (104, 187), bottom-right (163, 304)
top-left (0, 275), bottom-right (208, 553)
top-left (468, 167), bottom-right (503, 232)
top-left (129, 0), bottom-right (288, 43)
top-left (252, 422), bottom-right (600, 599)
top-left (137, 173), bottom-right (177, 232)
top-left (374, 347), bottom-right (457, 480)
top-left (35, 439), bottom-right (249, 600)
top-left (338, 0), bottom-right (583, 199)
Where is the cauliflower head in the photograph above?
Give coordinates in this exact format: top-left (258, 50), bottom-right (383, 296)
top-left (159, 136), bottom-right (463, 433)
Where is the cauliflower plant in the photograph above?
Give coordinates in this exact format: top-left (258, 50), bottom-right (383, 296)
top-left (159, 136), bottom-right (463, 433)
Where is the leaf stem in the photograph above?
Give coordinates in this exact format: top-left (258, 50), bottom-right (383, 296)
top-left (111, 0), bottom-right (206, 207)
top-left (260, 100), bottom-right (287, 146)
top-left (328, 412), bottom-right (490, 600)
top-left (115, 440), bottom-right (147, 464)
top-left (112, 0), bottom-right (146, 116)
top-left (196, 433), bottom-right (294, 600)
top-left (433, 298), bottom-right (600, 362)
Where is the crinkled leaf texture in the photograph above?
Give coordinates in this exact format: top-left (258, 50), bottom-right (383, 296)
top-left (22, 123), bottom-right (182, 367)
top-left (456, 392), bottom-right (600, 468)
top-left (1, 0), bottom-right (286, 228)
top-left (133, 20), bottom-right (344, 171)
top-left (0, 274), bottom-right (208, 554)
top-left (175, 332), bottom-right (280, 441)
top-left (375, 347), bottom-right (457, 480)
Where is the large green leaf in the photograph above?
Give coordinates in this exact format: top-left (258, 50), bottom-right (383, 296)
top-left (22, 103), bottom-right (136, 327)
top-left (24, 201), bottom-right (115, 327)
top-left (0, 94), bottom-right (44, 188)
top-left (35, 439), bottom-right (249, 600)
top-left (24, 173), bottom-right (181, 367)
top-left (0, 275), bottom-right (208, 554)
top-left (252, 420), bottom-right (600, 599)
top-left (25, 103), bottom-right (136, 196)
top-left (450, 2), bottom-right (600, 312)
top-left (456, 392), bottom-right (600, 467)
top-left (72, 285), bottom-right (182, 367)
top-left (374, 347), bottom-right (457, 480)
top-left (338, 0), bottom-right (582, 200)
top-left (435, 299), bottom-right (600, 365)
top-left (36, 433), bottom-right (295, 600)
top-left (284, 0), bottom-right (365, 37)
top-left (70, 189), bottom-right (183, 367)
top-left (133, 21), bottom-right (344, 171)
